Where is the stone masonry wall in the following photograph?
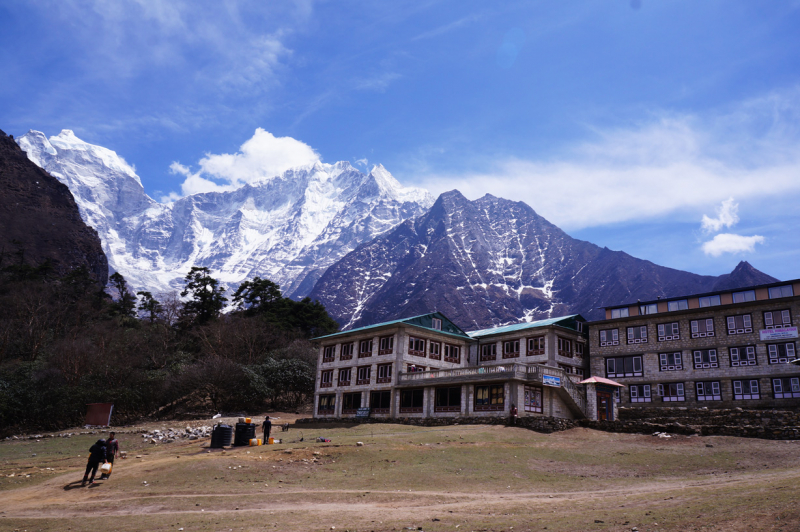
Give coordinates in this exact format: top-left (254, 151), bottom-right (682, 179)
top-left (297, 414), bottom-right (577, 434)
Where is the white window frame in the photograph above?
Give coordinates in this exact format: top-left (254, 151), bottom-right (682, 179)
top-left (691, 318), bottom-right (715, 338)
top-left (730, 346), bottom-right (757, 367)
top-left (733, 379), bottom-right (760, 400)
top-left (693, 349), bottom-right (718, 369)
top-left (726, 314), bottom-right (752, 335)
top-left (699, 295), bottom-right (721, 308)
top-left (658, 322), bottom-right (680, 341)
top-left (627, 326), bottom-right (648, 344)
top-left (732, 290), bottom-right (756, 303)
top-left (606, 355), bottom-right (643, 378)
top-left (667, 299), bottom-right (688, 312)
top-left (629, 384), bottom-right (651, 403)
top-left (696, 381), bottom-right (722, 401)
top-left (431, 318), bottom-right (442, 330)
top-left (768, 342), bottom-right (796, 364)
top-left (599, 328), bottom-right (619, 346)
top-left (657, 382), bottom-right (685, 402)
top-left (659, 352), bottom-right (682, 371)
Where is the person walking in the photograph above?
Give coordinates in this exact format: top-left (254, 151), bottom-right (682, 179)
top-left (100, 432), bottom-right (119, 480)
top-left (510, 404), bottom-right (518, 426)
top-left (82, 439), bottom-right (107, 486)
top-left (262, 416), bottom-right (272, 443)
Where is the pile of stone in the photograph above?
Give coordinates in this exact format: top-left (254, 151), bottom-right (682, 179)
top-left (141, 426), bottom-right (213, 444)
top-left (5, 431), bottom-right (94, 441)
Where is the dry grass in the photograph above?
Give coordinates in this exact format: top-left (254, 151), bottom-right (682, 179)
top-left (1, 417), bottom-right (799, 532)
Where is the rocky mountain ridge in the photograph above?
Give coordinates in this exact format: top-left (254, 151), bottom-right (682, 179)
top-left (308, 190), bottom-right (777, 329)
top-left (0, 129), bottom-right (107, 282)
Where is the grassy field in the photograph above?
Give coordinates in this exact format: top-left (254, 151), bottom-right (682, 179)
top-left (1, 415), bottom-right (799, 532)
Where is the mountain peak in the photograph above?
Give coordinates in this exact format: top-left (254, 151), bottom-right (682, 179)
top-left (712, 261), bottom-right (778, 291)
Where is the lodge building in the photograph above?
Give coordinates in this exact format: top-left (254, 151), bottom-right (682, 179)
top-left (312, 278), bottom-right (800, 422)
top-left (311, 313), bottom-right (617, 422)
top-left (590, 279), bottom-right (800, 409)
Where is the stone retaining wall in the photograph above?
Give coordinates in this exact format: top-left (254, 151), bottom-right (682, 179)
top-left (299, 406), bottom-right (800, 440)
top-left (580, 406), bottom-right (800, 440)
top-left (297, 415), bottom-right (576, 433)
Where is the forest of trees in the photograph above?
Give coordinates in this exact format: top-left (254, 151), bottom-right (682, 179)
top-left (0, 262), bottom-right (338, 435)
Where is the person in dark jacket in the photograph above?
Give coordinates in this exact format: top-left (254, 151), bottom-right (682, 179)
top-left (100, 432), bottom-right (119, 480)
top-left (82, 439), bottom-right (107, 486)
top-left (262, 416), bottom-right (272, 442)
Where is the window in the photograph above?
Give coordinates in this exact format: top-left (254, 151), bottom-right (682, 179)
top-left (376, 363), bottom-right (392, 383)
top-left (431, 318), bottom-right (442, 330)
top-left (407, 364), bottom-right (425, 372)
top-left (317, 394), bottom-right (335, 413)
top-left (575, 342), bottom-right (584, 356)
top-left (322, 346), bottom-right (335, 363)
top-left (767, 342), bottom-right (796, 364)
top-left (599, 329), bottom-right (619, 346)
top-left (434, 386), bottom-right (461, 412)
top-left (475, 384), bottom-right (505, 411)
top-left (523, 386), bottom-right (543, 413)
top-left (338, 368), bottom-right (351, 386)
top-left (729, 346), bottom-right (756, 367)
top-left (629, 384), bottom-right (651, 403)
top-left (557, 337), bottom-right (573, 357)
top-left (503, 339), bottom-right (520, 358)
top-left (668, 299), bottom-right (688, 312)
top-left (693, 349), bottom-right (718, 369)
top-left (606, 355), bottom-right (643, 378)
top-left (659, 352), bottom-right (682, 371)
top-left (772, 377), bottom-right (800, 399)
top-left (356, 365), bottom-right (371, 385)
top-left (696, 381), bottom-right (722, 401)
top-left (340, 342), bottom-right (354, 360)
top-left (732, 290), bottom-right (756, 303)
top-left (480, 343), bottom-right (497, 361)
top-left (559, 364), bottom-right (585, 376)
top-left (320, 370), bottom-right (333, 388)
top-left (640, 303), bottom-right (658, 315)
top-left (576, 322), bottom-right (584, 333)
top-left (699, 295), bottom-right (721, 308)
top-left (611, 308), bottom-right (629, 319)
top-left (370, 390), bottom-right (391, 413)
top-left (691, 318), bottom-right (715, 338)
top-left (359, 339), bottom-right (373, 357)
top-left (657, 383), bottom-right (685, 402)
top-left (399, 389), bottom-right (424, 413)
top-left (379, 336), bottom-right (394, 355)
top-left (726, 314), bottom-right (752, 335)
top-left (408, 337), bottom-right (426, 357)
top-left (769, 285), bottom-right (794, 299)
top-left (733, 379), bottom-right (760, 400)
top-left (764, 310), bottom-right (791, 329)
top-left (627, 326), bottom-right (648, 344)
top-left (341, 392), bottom-right (361, 413)
top-left (444, 344), bottom-right (460, 363)
top-left (657, 322), bottom-right (680, 341)
top-left (527, 336), bottom-right (545, 355)
top-left (429, 341), bottom-right (441, 360)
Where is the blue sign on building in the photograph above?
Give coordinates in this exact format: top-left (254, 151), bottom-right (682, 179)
top-left (543, 375), bottom-right (561, 387)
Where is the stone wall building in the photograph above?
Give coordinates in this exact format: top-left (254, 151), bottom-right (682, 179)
top-left (589, 279), bottom-right (800, 409)
top-left (312, 313), bottom-right (596, 421)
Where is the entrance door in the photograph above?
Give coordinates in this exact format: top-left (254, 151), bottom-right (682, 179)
top-left (597, 391), bottom-right (613, 421)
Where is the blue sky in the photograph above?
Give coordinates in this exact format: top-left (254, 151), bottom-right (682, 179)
top-left (2, 1), bottom-right (800, 280)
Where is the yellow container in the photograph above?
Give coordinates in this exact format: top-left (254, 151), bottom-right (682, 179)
top-left (249, 438), bottom-right (261, 446)
top-left (245, 417), bottom-right (252, 424)
top-left (268, 437), bottom-right (274, 445)
top-left (100, 463), bottom-right (112, 474)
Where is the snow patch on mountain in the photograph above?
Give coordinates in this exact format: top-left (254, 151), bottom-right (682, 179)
top-left (17, 130), bottom-right (434, 298)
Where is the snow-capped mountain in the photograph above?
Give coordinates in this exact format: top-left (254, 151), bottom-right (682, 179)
top-left (309, 191), bottom-right (778, 330)
top-left (17, 130), bottom-right (434, 297)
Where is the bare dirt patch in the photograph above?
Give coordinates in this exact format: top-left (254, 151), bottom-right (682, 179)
top-left (1, 422), bottom-right (799, 531)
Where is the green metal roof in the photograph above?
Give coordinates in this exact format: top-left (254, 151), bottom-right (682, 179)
top-left (312, 311), bottom-right (470, 341)
top-left (467, 314), bottom-right (584, 339)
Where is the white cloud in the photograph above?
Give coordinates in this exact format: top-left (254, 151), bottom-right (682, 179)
top-left (702, 234), bottom-right (765, 257)
top-left (166, 128), bottom-right (320, 199)
top-left (354, 158), bottom-right (369, 169)
top-left (418, 88), bottom-right (800, 230)
top-left (701, 198), bottom-right (739, 233)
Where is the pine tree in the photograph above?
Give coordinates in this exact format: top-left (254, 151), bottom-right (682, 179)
top-left (108, 272), bottom-right (136, 318)
top-left (180, 267), bottom-right (227, 325)
top-left (136, 291), bottom-right (164, 323)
